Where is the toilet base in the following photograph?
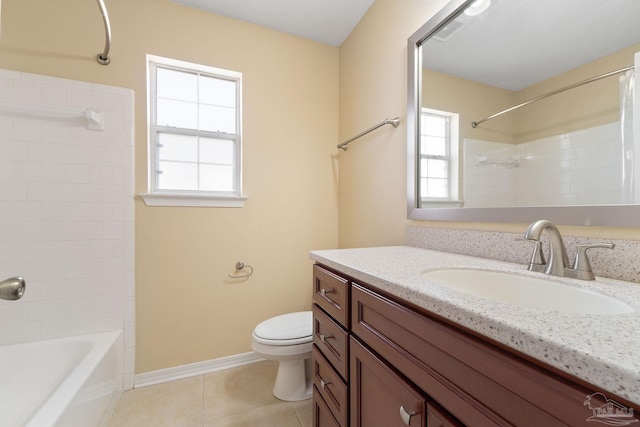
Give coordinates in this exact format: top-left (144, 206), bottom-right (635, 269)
top-left (272, 358), bottom-right (313, 401)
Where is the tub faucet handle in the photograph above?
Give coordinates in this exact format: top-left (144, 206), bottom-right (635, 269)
top-left (0, 276), bottom-right (26, 301)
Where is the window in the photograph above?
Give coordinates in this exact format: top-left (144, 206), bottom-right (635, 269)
top-left (419, 108), bottom-right (459, 204)
top-left (141, 55), bottom-right (246, 207)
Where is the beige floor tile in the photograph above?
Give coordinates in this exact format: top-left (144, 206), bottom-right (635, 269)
top-left (107, 361), bottom-right (311, 427)
top-left (107, 376), bottom-right (203, 427)
top-left (205, 401), bottom-right (302, 427)
top-left (203, 361), bottom-right (279, 423)
top-left (292, 399), bottom-right (312, 427)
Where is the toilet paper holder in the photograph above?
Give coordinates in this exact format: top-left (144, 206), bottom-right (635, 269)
top-left (228, 261), bottom-right (254, 279)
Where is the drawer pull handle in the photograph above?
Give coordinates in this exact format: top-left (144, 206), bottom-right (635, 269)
top-left (320, 333), bottom-right (333, 343)
top-left (320, 288), bottom-right (335, 297)
top-left (399, 406), bottom-right (417, 426)
top-left (320, 379), bottom-right (332, 390)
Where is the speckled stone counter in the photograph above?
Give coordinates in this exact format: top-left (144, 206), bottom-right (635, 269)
top-left (406, 226), bottom-right (640, 283)
top-left (309, 246), bottom-right (640, 405)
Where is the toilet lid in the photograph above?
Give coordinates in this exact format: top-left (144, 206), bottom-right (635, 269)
top-left (253, 311), bottom-right (312, 345)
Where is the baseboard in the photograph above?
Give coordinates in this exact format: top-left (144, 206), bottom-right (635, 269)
top-left (134, 351), bottom-right (265, 388)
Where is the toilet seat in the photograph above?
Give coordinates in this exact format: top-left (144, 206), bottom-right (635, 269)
top-left (251, 310), bottom-right (314, 401)
top-left (253, 311), bottom-right (312, 346)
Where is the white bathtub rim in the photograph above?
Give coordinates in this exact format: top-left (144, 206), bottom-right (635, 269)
top-left (23, 330), bottom-right (122, 427)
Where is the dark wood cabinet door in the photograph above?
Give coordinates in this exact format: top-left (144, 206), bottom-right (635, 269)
top-left (350, 337), bottom-right (427, 427)
top-left (314, 385), bottom-right (342, 427)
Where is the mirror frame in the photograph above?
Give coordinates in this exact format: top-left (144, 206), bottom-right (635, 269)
top-left (407, 0), bottom-right (640, 226)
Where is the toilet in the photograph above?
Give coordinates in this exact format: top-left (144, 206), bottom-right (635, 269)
top-left (251, 311), bottom-right (313, 401)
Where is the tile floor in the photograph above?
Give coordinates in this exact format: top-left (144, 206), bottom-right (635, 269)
top-left (107, 361), bottom-right (312, 427)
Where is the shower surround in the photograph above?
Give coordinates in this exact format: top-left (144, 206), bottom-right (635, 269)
top-left (0, 69), bottom-right (135, 390)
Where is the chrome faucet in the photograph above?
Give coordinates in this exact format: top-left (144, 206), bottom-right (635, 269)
top-left (519, 220), bottom-right (614, 281)
top-left (523, 220), bottom-right (570, 276)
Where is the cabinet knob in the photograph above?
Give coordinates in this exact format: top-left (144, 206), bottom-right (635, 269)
top-left (400, 406), bottom-right (417, 426)
top-left (320, 288), bottom-right (335, 297)
top-left (320, 379), bottom-right (332, 390)
top-left (320, 333), bottom-right (333, 343)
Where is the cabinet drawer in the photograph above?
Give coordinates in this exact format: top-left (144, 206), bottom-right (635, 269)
top-left (350, 337), bottom-right (426, 427)
top-left (313, 385), bottom-right (341, 427)
top-left (352, 284), bottom-right (599, 426)
top-left (313, 264), bottom-right (349, 327)
top-left (313, 345), bottom-right (348, 427)
top-left (313, 304), bottom-right (349, 380)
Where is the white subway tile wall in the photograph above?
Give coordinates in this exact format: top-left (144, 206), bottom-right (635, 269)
top-left (462, 139), bottom-right (518, 207)
top-left (0, 69), bottom-right (135, 390)
top-left (463, 122), bottom-right (625, 207)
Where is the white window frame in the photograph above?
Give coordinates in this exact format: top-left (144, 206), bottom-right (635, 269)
top-left (140, 54), bottom-right (246, 207)
top-left (419, 107), bottom-right (460, 206)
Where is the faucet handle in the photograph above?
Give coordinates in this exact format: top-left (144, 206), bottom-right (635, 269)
top-left (573, 243), bottom-right (615, 278)
top-left (516, 237), bottom-right (546, 267)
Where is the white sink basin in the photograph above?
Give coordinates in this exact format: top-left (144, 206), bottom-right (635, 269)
top-left (422, 269), bottom-right (634, 315)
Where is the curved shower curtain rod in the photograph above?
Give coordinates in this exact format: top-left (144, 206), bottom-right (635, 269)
top-left (96, 0), bottom-right (111, 65)
top-left (471, 65), bottom-right (634, 128)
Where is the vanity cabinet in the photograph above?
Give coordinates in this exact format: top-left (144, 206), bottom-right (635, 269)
top-left (312, 262), bottom-right (640, 427)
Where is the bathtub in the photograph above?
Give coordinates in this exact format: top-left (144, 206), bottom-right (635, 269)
top-left (0, 330), bottom-right (121, 427)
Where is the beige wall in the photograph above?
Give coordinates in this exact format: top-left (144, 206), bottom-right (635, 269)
top-left (423, 68), bottom-right (516, 144)
top-left (513, 43), bottom-right (640, 142)
top-left (339, 0), bottom-right (640, 247)
top-left (338, 0), bottom-right (450, 248)
top-left (422, 43), bottom-right (640, 144)
top-left (0, 0), bottom-right (339, 373)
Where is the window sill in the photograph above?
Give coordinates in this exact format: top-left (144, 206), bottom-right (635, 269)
top-left (139, 192), bottom-right (247, 207)
top-left (420, 200), bottom-right (464, 208)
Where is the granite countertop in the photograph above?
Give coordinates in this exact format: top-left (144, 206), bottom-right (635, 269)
top-left (309, 245), bottom-right (640, 405)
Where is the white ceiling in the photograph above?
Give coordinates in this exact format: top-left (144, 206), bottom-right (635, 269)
top-left (169, 0), bottom-right (640, 89)
top-left (422, 0), bottom-right (640, 90)
top-left (169, 0), bottom-right (376, 47)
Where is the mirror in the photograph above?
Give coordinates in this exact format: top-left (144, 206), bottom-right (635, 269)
top-left (407, 0), bottom-right (640, 226)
